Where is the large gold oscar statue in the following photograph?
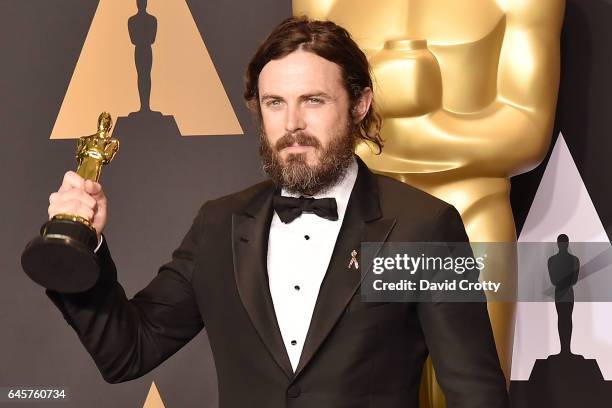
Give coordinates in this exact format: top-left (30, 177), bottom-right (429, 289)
top-left (293, 1), bottom-right (565, 407)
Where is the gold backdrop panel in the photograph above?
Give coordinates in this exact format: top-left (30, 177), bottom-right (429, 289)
top-left (293, 1), bottom-right (565, 407)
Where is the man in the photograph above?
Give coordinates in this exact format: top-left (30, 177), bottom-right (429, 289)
top-left (45, 16), bottom-right (508, 407)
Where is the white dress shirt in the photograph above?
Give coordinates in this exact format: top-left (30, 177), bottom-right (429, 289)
top-left (267, 157), bottom-right (358, 371)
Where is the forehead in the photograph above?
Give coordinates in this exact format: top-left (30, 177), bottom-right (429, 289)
top-left (258, 49), bottom-right (345, 97)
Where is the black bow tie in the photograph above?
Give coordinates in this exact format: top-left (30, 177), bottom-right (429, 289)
top-left (272, 195), bottom-right (338, 223)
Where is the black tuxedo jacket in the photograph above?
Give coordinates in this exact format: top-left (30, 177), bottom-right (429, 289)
top-left (46, 157), bottom-right (508, 408)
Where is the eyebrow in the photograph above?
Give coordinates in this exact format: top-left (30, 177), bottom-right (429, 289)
top-left (260, 92), bottom-right (334, 102)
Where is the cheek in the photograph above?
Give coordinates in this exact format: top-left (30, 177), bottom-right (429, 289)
top-left (304, 107), bottom-right (348, 143)
top-left (261, 111), bottom-right (285, 143)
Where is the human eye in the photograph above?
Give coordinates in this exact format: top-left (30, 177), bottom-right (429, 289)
top-left (307, 97), bottom-right (323, 104)
top-left (265, 99), bottom-right (282, 107)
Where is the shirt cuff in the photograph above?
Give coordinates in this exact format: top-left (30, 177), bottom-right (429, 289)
top-left (94, 235), bottom-right (103, 253)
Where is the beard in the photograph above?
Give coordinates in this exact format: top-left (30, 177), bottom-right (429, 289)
top-left (259, 121), bottom-right (356, 196)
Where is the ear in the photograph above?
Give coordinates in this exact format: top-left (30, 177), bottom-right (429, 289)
top-left (352, 87), bottom-right (373, 123)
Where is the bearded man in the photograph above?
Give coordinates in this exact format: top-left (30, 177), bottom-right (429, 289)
top-left (44, 16), bottom-right (508, 408)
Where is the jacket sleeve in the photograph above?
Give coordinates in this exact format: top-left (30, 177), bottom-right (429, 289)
top-left (45, 205), bottom-right (206, 384)
top-left (417, 204), bottom-right (509, 407)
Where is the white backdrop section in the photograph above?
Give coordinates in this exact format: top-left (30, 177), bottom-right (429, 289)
top-left (512, 133), bottom-right (612, 380)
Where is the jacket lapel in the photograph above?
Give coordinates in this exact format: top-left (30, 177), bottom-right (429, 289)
top-left (231, 158), bottom-right (396, 380)
top-left (232, 183), bottom-right (294, 379)
top-left (293, 157), bottom-right (396, 378)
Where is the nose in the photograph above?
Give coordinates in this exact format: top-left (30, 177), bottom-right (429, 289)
top-left (285, 103), bottom-right (306, 133)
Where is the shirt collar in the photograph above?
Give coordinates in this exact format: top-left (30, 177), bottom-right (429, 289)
top-left (280, 156), bottom-right (358, 221)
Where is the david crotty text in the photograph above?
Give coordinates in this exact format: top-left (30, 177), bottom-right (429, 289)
top-left (372, 279), bottom-right (502, 293)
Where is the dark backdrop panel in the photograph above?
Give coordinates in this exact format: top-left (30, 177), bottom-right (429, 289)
top-left (0, 1), bottom-right (291, 407)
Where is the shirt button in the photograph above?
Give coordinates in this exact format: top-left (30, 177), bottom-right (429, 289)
top-left (287, 384), bottom-right (301, 398)
top-left (304, 234), bottom-right (310, 240)
top-left (294, 285), bottom-right (301, 291)
top-left (291, 340), bottom-right (297, 346)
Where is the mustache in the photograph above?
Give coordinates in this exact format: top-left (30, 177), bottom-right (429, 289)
top-left (275, 131), bottom-right (321, 151)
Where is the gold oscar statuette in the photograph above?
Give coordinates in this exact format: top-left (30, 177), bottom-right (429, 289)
top-left (21, 112), bottom-right (119, 293)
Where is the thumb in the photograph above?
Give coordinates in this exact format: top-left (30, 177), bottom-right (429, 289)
top-left (84, 179), bottom-right (102, 195)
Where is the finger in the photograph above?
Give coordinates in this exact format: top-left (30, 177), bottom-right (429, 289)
top-left (62, 171), bottom-right (85, 191)
top-left (49, 199), bottom-right (80, 216)
top-left (49, 192), bottom-right (59, 205)
top-left (77, 202), bottom-right (95, 221)
top-left (49, 200), bottom-right (94, 221)
top-left (49, 189), bottom-right (88, 206)
top-left (54, 187), bottom-right (98, 211)
top-left (58, 183), bottom-right (71, 193)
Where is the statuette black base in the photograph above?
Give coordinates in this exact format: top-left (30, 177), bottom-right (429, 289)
top-left (21, 218), bottom-right (100, 293)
